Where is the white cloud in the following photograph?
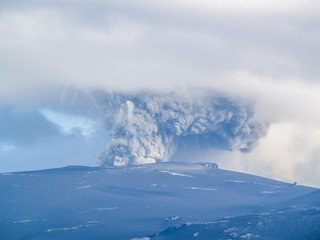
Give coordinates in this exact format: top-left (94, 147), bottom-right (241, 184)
top-left (215, 122), bottom-right (320, 188)
top-left (146, 0), bottom-right (320, 15)
top-left (209, 72), bottom-right (320, 125)
top-left (0, 144), bottom-right (16, 152)
top-left (41, 109), bottom-right (98, 137)
top-left (1, 0), bottom-right (319, 104)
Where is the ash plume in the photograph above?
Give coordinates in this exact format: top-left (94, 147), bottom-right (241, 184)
top-left (99, 91), bottom-right (267, 166)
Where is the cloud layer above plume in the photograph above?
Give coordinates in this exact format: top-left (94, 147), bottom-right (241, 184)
top-left (1, 0), bottom-right (320, 103)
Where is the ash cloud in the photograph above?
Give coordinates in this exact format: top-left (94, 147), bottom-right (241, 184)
top-left (99, 91), bottom-right (267, 166)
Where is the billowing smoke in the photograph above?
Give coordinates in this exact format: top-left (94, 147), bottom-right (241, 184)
top-left (99, 91), bottom-right (267, 166)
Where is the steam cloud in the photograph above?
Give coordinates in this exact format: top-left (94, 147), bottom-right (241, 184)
top-left (99, 91), bottom-right (267, 166)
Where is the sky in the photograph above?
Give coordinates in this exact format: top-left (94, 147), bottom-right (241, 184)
top-left (0, 0), bottom-right (320, 187)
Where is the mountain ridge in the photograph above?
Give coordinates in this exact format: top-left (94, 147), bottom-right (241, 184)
top-left (0, 162), bottom-right (319, 239)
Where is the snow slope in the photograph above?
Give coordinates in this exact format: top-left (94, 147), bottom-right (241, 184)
top-left (0, 162), bottom-right (319, 239)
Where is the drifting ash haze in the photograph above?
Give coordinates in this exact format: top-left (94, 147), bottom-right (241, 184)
top-left (99, 91), bottom-right (268, 166)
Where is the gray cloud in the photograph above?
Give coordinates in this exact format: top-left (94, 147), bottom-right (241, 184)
top-left (99, 91), bottom-right (267, 166)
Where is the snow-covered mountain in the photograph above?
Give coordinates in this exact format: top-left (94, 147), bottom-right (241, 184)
top-left (0, 162), bottom-right (319, 239)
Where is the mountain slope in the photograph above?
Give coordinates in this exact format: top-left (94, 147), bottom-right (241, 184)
top-left (0, 163), bottom-right (319, 239)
